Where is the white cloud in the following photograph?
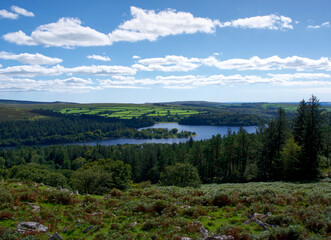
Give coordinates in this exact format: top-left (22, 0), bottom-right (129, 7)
top-left (275, 80), bottom-right (331, 87)
top-left (132, 54), bottom-right (331, 72)
top-left (3, 7), bottom-right (295, 48)
top-left (0, 51), bottom-right (62, 65)
top-left (219, 14), bottom-right (293, 30)
top-left (112, 76), bottom-right (136, 80)
top-left (202, 55), bottom-right (331, 71)
top-left (0, 64), bottom-right (135, 77)
top-left (3, 30), bottom-right (37, 45)
top-left (108, 6), bottom-right (220, 43)
top-left (87, 55), bottom-right (111, 62)
top-left (11, 6), bottom-right (34, 17)
top-left (97, 72), bottom-right (331, 89)
top-left (0, 76), bottom-right (98, 93)
top-left (0, 9), bottom-right (18, 19)
top-left (132, 55), bottom-right (141, 59)
top-left (132, 55), bottom-right (201, 72)
top-left (3, 18), bottom-right (111, 47)
top-left (268, 73), bottom-right (331, 81)
top-left (0, 65), bottom-right (65, 77)
top-left (67, 65), bottom-right (136, 76)
top-left (307, 21), bottom-right (330, 29)
top-left (322, 22), bottom-right (330, 27)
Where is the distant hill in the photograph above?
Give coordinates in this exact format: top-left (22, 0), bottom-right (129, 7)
top-left (0, 99), bottom-right (76, 105)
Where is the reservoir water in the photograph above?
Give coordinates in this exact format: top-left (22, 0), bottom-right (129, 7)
top-left (70, 123), bottom-right (257, 146)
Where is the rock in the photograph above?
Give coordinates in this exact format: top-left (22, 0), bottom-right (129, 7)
top-left (181, 237), bottom-right (192, 240)
top-left (49, 232), bottom-right (63, 240)
top-left (83, 226), bottom-right (93, 233)
top-left (204, 235), bottom-right (234, 240)
top-left (175, 226), bottom-right (181, 231)
top-left (245, 212), bottom-right (274, 230)
top-left (74, 219), bottom-right (83, 226)
top-left (28, 203), bottom-right (40, 213)
top-left (56, 187), bottom-right (69, 192)
top-left (180, 205), bottom-right (192, 209)
top-left (196, 221), bottom-right (209, 238)
top-left (91, 211), bottom-right (103, 216)
top-left (187, 221), bottom-right (209, 238)
top-left (16, 221), bottom-right (48, 234)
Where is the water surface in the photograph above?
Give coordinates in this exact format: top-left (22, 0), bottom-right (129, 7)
top-left (71, 123), bottom-right (257, 146)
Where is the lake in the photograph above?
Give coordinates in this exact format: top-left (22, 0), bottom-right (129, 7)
top-left (70, 123), bottom-right (257, 146)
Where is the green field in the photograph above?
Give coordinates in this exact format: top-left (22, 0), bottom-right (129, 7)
top-left (0, 100), bottom-right (330, 122)
top-left (55, 105), bottom-right (201, 119)
top-left (0, 180), bottom-right (329, 239)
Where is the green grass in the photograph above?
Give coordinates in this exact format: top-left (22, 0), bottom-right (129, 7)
top-left (0, 180), bottom-right (330, 239)
top-left (54, 105), bottom-right (202, 120)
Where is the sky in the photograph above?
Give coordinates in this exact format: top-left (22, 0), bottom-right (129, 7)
top-left (0, 0), bottom-right (330, 103)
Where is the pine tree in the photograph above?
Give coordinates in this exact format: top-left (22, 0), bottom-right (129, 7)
top-left (293, 95), bottom-right (325, 179)
top-left (258, 108), bottom-right (290, 180)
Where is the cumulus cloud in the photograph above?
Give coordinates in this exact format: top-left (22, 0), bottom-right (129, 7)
top-left (0, 9), bottom-right (18, 19)
top-left (0, 65), bottom-right (65, 77)
top-left (132, 54), bottom-right (331, 72)
top-left (0, 64), bottom-right (135, 77)
top-left (98, 74), bottom-right (271, 89)
top-left (268, 73), bottom-right (331, 81)
top-left (3, 18), bottom-right (111, 47)
top-left (132, 55), bottom-right (201, 72)
top-left (132, 55), bottom-right (141, 59)
top-left (3, 30), bottom-right (37, 45)
top-left (11, 6), bottom-right (34, 17)
top-left (87, 55), bottom-right (111, 62)
top-left (307, 21), bottom-right (330, 29)
top-left (67, 65), bottom-right (136, 76)
top-left (3, 7), bottom-right (295, 47)
top-left (202, 55), bottom-right (331, 71)
top-left (219, 14), bottom-right (293, 30)
top-left (0, 76), bottom-right (98, 93)
top-left (108, 6), bottom-right (220, 43)
top-left (97, 72), bottom-right (331, 89)
top-left (0, 51), bottom-right (62, 65)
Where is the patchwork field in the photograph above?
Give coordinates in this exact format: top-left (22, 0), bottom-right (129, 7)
top-left (55, 106), bottom-right (201, 119)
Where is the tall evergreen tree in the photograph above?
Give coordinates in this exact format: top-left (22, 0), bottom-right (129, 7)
top-left (293, 95), bottom-right (325, 179)
top-left (258, 108), bottom-right (290, 180)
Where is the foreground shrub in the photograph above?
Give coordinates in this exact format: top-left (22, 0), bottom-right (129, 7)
top-left (160, 163), bottom-right (201, 188)
top-left (0, 189), bottom-right (13, 204)
top-left (70, 159), bottom-right (131, 194)
top-left (8, 164), bottom-right (67, 187)
top-left (257, 225), bottom-right (304, 240)
top-left (41, 190), bottom-right (77, 205)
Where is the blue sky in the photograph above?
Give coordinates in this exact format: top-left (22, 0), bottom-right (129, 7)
top-left (0, 0), bottom-right (330, 103)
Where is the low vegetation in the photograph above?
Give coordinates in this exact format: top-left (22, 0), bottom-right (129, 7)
top-left (0, 180), bottom-right (329, 239)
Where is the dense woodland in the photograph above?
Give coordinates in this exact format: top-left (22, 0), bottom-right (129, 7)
top-left (179, 112), bottom-right (263, 126)
top-left (0, 96), bottom-right (330, 195)
top-left (0, 108), bottom-right (263, 147)
top-left (0, 112), bottom-right (194, 147)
